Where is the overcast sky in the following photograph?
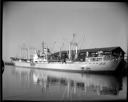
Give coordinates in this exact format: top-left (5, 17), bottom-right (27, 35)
top-left (3, 2), bottom-right (128, 61)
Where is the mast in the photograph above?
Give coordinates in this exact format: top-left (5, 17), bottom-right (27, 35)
top-left (46, 45), bottom-right (48, 61)
top-left (69, 43), bottom-right (71, 60)
top-left (27, 47), bottom-right (29, 59)
top-left (24, 47), bottom-right (28, 59)
top-left (26, 48), bottom-right (28, 59)
top-left (42, 41), bottom-right (44, 54)
top-left (70, 33), bottom-right (78, 60)
top-left (20, 47), bottom-right (22, 58)
top-left (75, 43), bottom-right (78, 59)
top-left (60, 42), bottom-right (64, 59)
top-left (59, 48), bottom-right (61, 58)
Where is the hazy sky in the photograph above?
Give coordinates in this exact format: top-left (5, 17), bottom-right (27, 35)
top-left (3, 2), bottom-right (128, 61)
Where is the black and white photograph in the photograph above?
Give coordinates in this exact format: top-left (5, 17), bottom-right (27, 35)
top-left (2, 1), bottom-right (127, 101)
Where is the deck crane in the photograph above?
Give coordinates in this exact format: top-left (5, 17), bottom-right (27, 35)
top-left (69, 33), bottom-right (78, 61)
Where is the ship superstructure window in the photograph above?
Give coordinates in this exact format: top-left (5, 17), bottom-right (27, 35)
top-left (91, 52), bottom-right (97, 57)
top-left (104, 51), bottom-right (111, 55)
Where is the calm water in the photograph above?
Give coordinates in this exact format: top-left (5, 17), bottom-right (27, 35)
top-left (2, 65), bottom-right (127, 101)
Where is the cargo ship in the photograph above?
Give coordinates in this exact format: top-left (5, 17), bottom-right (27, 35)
top-left (10, 34), bottom-right (125, 73)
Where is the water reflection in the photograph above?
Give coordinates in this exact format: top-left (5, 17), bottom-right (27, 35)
top-left (12, 67), bottom-right (123, 99)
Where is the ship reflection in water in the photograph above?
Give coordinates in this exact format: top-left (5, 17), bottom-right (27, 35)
top-left (32, 69), bottom-right (121, 96)
top-left (3, 66), bottom-right (127, 101)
